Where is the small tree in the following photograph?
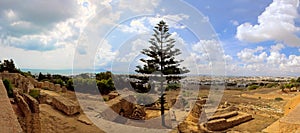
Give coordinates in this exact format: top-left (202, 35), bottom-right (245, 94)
top-left (131, 20), bottom-right (189, 126)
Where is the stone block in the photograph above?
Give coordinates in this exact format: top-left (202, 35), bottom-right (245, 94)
top-left (52, 96), bottom-right (81, 115)
top-left (54, 84), bottom-right (61, 92)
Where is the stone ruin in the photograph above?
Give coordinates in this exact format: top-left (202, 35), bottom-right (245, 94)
top-left (0, 72), bottom-right (74, 133)
top-left (101, 95), bottom-right (147, 122)
top-left (0, 72), bottom-right (67, 93)
top-left (0, 79), bottom-right (23, 133)
top-left (129, 106), bottom-right (147, 120)
top-left (177, 98), bottom-right (253, 132)
top-left (201, 111), bottom-right (253, 131)
top-left (14, 92), bottom-right (41, 133)
top-left (51, 96), bottom-right (81, 115)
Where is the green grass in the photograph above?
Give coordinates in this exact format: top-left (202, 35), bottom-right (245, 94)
top-left (29, 89), bottom-right (40, 99)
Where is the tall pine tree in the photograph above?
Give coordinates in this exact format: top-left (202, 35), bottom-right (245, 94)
top-left (131, 20), bottom-right (189, 126)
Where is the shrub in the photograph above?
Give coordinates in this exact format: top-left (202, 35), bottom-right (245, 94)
top-left (247, 85), bottom-right (259, 90)
top-left (275, 97), bottom-right (283, 101)
top-left (166, 83), bottom-right (181, 91)
top-left (284, 83), bottom-right (294, 89)
top-left (3, 79), bottom-right (13, 98)
top-left (29, 89), bottom-right (40, 99)
top-left (266, 83), bottom-right (278, 88)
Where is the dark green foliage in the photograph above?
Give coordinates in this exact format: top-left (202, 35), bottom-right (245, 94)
top-left (97, 78), bottom-right (115, 95)
top-left (166, 83), bottom-right (181, 91)
top-left (132, 20), bottom-right (189, 126)
top-left (132, 20), bottom-right (189, 92)
top-left (38, 72), bottom-right (46, 81)
top-left (66, 79), bottom-right (74, 91)
top-left (247, 85), bottom-right (259, 90)
top-left (291, 78), bottom-right (296, 83)
top-left (29, 89), bottom-right (40, 99)
top-left (275, 97), bottom-right (283, 101)
top-left (96, 71), bottom-right (112, 81)
top-left (3, 79), bottom-right (13, 98)
top-left (37, 72), bottom-right (71, 90)
top-left (297, 77), bottom-right (300, 83)
top-left (284, 83), bottom-right (294, 89)
top-left (0, 59), bottom-right (20, 73)
top-left (53, 78), bottom-right (65, 86)
top-left (266, 83), bottom-right (278, 88)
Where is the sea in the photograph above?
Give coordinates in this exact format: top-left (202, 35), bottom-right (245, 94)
top-left (20, 69), bottom-right (103, 76)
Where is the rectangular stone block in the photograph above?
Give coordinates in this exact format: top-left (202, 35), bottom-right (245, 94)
top-left (52, 96), bottom-right (81, 116)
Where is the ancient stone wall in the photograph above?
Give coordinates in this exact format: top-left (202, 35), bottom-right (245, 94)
top-left (0, 72), bottom-right (66, 93)
top-left (204, 112), bottom-right (252, 131)
top-left (0, 79), bottom-right (23, 133)
top-left (52, 96), bottom-right (81, 115)
top-left (15, 93), bottom-right (41, 133)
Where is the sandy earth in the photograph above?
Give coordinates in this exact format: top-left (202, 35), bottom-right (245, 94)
top-left (39, 104), bottom-right (104, 133)
top-left (12, 86), bottom-right (300, 132)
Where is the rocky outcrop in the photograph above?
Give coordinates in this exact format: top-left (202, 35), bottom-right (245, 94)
top-left (52, 96), bottom-right (81, 116)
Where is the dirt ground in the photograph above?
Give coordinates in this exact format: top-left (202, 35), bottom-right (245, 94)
top-left (12, 86), bottom-right (299, 133)
top-left (39, 104), bottom-right (104, 133)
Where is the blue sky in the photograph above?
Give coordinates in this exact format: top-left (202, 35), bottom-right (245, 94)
top-left (0, 0), bottom-right (300, 76)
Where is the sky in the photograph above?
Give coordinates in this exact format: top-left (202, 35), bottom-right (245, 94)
top-left (0, 0), bottom-right (300, 77)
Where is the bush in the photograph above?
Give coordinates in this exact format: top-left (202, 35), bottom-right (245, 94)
top-left (3, 79), bottom-right (13, 98)
top-left (97, 78), bottom-right (115, 95)
top-left (285, 83), bottom-right (294, 89)
top-left (275, 97), bottom-right (283, 101)
top-left (266, 83), bottom-right (278, 88)
top-left (247, 85), bottom-right (259, 90)
top-left (66, 79), bottom-right (74, 91)
top-left (29, 89), bottom-right (40, 99)
top-left (166, 83), bottom-right (181, 91)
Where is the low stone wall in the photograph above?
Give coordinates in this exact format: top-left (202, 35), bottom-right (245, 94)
top-left (0, 72), bottom-right (66, 93)
top-left (15, 94), bottom-right (41, 133)
top-left (205, 112), bottom-right (253, 131)
top-left (208, 111), bottom-right (238, 121)
top-left (0, 80), bottom-right (23, 133)
top-left (52, 96), bottom-right (81, 115)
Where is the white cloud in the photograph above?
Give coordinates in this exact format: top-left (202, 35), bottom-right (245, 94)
top-left (267, 44), bottom-right (286, 66)
top-left (236, 0), bottom-right (300, 46)
top-left (118, 0), bottom-right (160, 13)
top-left (0, 44), bottom-right (75, 69)
top-left (119, 18), bottom-right (150, 33)
top-left (192, 40), bottom-right (224, 61)
top-left (3, 9), bottom-right (18, 20)
top-left (232, 43), bottom-right (300, 76)
top-left (95, 40), bottom-right (117, 67)
top-left (237, 46), bottom-right (267, 63)
top-left (118, 14), bottom-right (190, 34)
